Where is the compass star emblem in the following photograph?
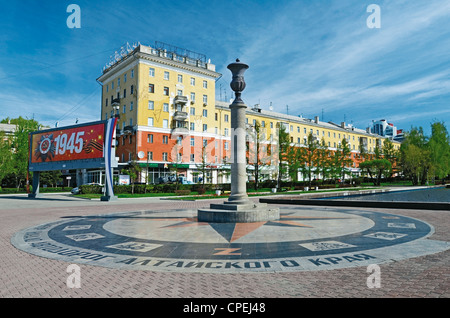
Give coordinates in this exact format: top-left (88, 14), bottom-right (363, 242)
top-left (146, 212), bottom-right (349, 243)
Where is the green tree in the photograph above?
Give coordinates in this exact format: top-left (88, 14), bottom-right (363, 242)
top-left (400, 127), bottom-right (430, 185)
top-left (334, 138), bottom-right (353, 182)
top-left (300, 132), bottom-right (319, 187)
top-left (315, 137), bottom-right (332, 184)
top-left (359, 159), bottom-right (392, 186)
top-left (2, 117), bottom-right (39, 189)
top-left (382, 138), bottom-right (398, 177)
top-left (276, 124), bottom-right (290, 189)
top-left (428, 121), bottom-right (450, 183)
top-left (246, 120), bottom-right (271, 190)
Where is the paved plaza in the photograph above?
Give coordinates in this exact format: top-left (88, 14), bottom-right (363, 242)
top-left (1, 192), bottom-right (449, 298)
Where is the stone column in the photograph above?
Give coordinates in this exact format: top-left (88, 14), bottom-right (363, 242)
top-left (197, 59), bottom-right (279, 223)
top-left (227, 59), bottom-right (250, 205)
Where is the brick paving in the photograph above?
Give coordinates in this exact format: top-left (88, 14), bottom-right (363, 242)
top-left (0, 194), bottom-right (448, 298)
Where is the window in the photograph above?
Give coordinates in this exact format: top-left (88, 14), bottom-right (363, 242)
top-left (203, 124), bottom-right (207, 132)
top-left (117, 77), bottom-right (120, 87)
top-left (304, 128), bottom-right (307, 134)
top-left (123, 89), bottom-right (126, 98)
top-left (215, 113), bottom-right (218, 121)
top-left (270, 122), bottom-right (273, 128)
top-left (130, 85), bottom-right (134, 94)
top-left (178, 74), bottom-right (183, 83)
top-left (190, 137), bottom-right (195, 147)
top-left (203, 139), bottom-right (207, 147)
top-left (203, 109), bottom-right (207, 117)
top-left (190, 107), bottom-right (195, 115)
top-left (129, 135), bottom-right (132, 144)
top-left (163, 135), bottom-right (168, 144)
top-left (262, 120), bottom-right (265, 127)
top-left (148, 84), bottom-right (154, 93)
top-left (190, 92), bottom-right (195, 102)
top-left (105, 98), bottom-right (108, 107)
top-left (163, 103), bottom-right (169, 112)
top-left (203, 80), bottom-right (207, 89)
top-left (130, 101), bottom-right (133, 111)
top-left (224, 128), bottom-right (229, 137)
top-left (224, 141), bottom-right (229, 150)
top-left (190, 122), bottom-right (195, 131)
top-left (148, 151), bottom-right (153, 160)
top-left (111, 81), bottom-right (114, 89)
top-left (148, 100), bottom-right (154, 110)
top-left (106, 85), bottom-right (109, 93)
top-left (148, 117), bottom-right (154, 126)
top-left (203, 95), bottom-right (208, 104)
top-left (163, 119), bottom-right (168, 129)
top-left (190, 154), bottom-right (195, 162)
top-left (124, 73), bottom-right (127, 83)
top-left (147, 134), bottom-right (153, 143)
top-left (122, 105), bottom-right (126, 114)
top-left (131, 69), bottom-right (134, 78)
top-left (164, 87), bottom-right (169, 96)
top-left (163, 152), bottom-right (168, 161)
top-left (190, 77), bottom-right (195, 86)
top-left (129, 118), bottom-right (133, 126)
top-left (224, 114), bottom-right (229, 122)
top-left (164, 71), bottom-right (169, 80)
top-left (149, 68), bottom-right (155, 77)
top-left (177, 136), bottom-right (182, 145)
top-left (177, 89), bottom-right (183, 96)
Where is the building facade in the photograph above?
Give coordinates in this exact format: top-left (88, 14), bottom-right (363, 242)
top-left (97, 43), bottom-right (402, 184)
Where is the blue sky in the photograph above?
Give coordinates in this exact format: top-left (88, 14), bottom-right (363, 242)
top-left (1, 0), bottom-right (449, 136)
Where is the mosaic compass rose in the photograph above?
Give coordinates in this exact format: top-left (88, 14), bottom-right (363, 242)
top-left (11, 206), bottom-right (446, 273)
top-left (146, 212), bottom-right (350, 243)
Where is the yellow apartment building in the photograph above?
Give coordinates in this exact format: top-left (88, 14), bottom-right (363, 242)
top-left (96, 42), bottom-right (401, 184)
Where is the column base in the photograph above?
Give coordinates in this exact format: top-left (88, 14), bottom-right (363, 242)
top-left (198, 202), bottom-right (280, 223)
top-left (100, 195), bottom-right (118, 202)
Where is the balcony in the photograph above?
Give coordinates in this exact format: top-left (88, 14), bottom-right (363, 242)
top-left (171, 127), bottom-right (189, 136)
top-left (174, 95), bottom-right (188, 105)
top-left (173, 111), bottom-right (188, 121)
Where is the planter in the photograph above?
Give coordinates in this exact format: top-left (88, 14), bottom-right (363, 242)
top-left (271, 188), bottom-right (277, 193)
top-left (215, 190), bottom-right (222, 196)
